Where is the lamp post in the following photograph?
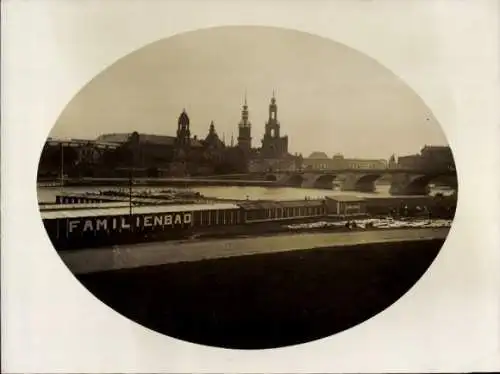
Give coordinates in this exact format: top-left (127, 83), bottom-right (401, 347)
top-left (129, 167), bottom-right (133, 217)
top-left (60, 143), bottom-right (64, 190)
top-left (128, 145), bottom-right (135, 228)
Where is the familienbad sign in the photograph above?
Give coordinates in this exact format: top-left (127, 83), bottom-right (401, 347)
top-left (67, 213), bottom-right (192, 234)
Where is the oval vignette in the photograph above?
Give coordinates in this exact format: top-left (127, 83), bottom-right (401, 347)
top-left (37, 26), bottom-right (458, 350)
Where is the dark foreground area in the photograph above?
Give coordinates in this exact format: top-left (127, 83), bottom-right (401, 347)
top-left (77, 238), bottom-right (444, 349)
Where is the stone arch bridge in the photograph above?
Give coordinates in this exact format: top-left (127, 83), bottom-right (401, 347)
top-left (257, 169), bottom-right (457, 195)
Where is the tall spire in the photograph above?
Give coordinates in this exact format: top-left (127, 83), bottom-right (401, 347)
top-left (237, 91), bottom-right (252, 151)
top-left (240, 91), bottom-right (250, 127)
top-left (231, 133), bottom-right (234, 147)
top-left (271, 89), bottom-right (276, 105)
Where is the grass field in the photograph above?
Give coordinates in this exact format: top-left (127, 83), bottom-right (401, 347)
top-left (77, 238), bottom-right (444, 349)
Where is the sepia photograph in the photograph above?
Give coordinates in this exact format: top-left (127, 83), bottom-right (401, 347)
top-left (35, 25), bottom-right (460, 350)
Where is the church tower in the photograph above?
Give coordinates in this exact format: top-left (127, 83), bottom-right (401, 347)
top-left (261, 91), bottom-right (288, 158)
top-left (175, 109), bottom-right (191, 149)
top-left (171, 109), bottom-right (191, 176)
top-left (237, 93), bottom-right (252, 152)
top-left (265, 90), bottom-right (280, 138)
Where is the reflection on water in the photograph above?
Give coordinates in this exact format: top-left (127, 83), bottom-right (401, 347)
top-left (37, 184), bottom-right (454, 204)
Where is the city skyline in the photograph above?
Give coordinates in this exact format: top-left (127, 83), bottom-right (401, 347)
top-left (49, 26), bottom-right (449, 159)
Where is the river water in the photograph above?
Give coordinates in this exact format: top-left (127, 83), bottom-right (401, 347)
top-left (37, 184), bottom-right (454, 204)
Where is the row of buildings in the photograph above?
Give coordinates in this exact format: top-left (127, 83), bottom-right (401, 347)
top-left (396, 145), bottom-right (455, 171)
top-left (38, 92), bottom-right (454, 179)
top-left (303, 152), bottom-right (389, 171)
top-left (39, 94), bottom-right (301, 178)
top-left (302, 145), bottom-right (454, 172)
top-left (98, 93), bottom-right (301, 177)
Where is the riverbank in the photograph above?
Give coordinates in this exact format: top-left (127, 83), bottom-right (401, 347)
top-left (186, 217), bottom-right (450, 243)
top-left (60, 227), bottom-right (449, 274)
top-left (77, 237), bottom-right (444, 349)
top-left (50, 211), bottom-right (450, 251)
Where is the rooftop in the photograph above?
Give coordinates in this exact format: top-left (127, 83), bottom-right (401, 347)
top-left (422, 145), bottom-right (450, 150)
top-left (307, 152), bottom-right (329, 159)
top-left (238, 199), bottom-right (325, 211)
top-left (41, 203), bottom-right (241, 220)
top-left (96, 133), bottom-right (204, 147)
top-left (363, 196), bottom-right (436, 201)
top-left (40, 202), bottom-right (129, 211)
top-left (325, 196), bottom-right (366, 203)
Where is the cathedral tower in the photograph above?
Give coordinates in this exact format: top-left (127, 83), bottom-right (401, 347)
top-left (237, 93), bottom-right (252, 152)
top-left (261, 91), bottom-right (288, 158)
top-left (175, 109), bottom-right (191, 149)
top-left (265, 90), bottom-right (280, 138)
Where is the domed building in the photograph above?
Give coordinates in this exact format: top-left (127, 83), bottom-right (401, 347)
top-left (308, 152), bottom-right (329, 159)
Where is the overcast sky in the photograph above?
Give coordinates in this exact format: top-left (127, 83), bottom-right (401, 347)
top-left (50, 26), bottom-right (448, 159)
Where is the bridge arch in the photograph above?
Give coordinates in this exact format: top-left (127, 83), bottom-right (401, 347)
top-left (283, 174), bottom-right (304, 187)
top-left (265, 174), bottom-right (278, 182)
top-left (313, 174), bottom-right (338, 189)
top-left (354, 174), bottom-right (383, 192)
top-left (389, 170), bottom-right (459, 196)
top-left (405, 175), bottom-right (437, 195)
